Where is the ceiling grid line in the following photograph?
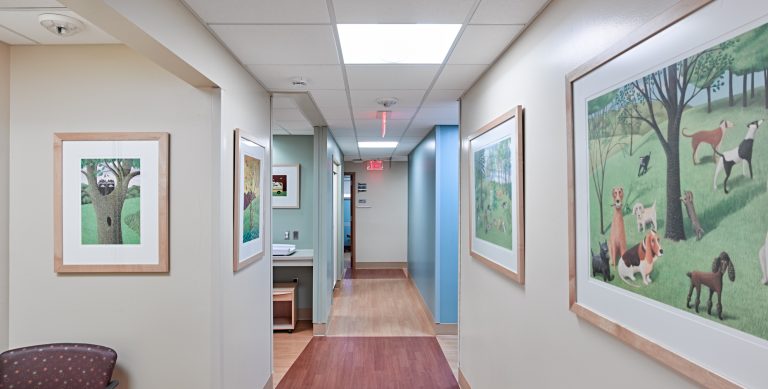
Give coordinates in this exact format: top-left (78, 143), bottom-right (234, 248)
top-left (387, 0), bottom-right (483, 160)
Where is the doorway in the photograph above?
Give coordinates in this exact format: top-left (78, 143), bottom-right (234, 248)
top-left (343, 173), bottom-right (355, 273)
top-left (333, 162), bottom-right (341, 285)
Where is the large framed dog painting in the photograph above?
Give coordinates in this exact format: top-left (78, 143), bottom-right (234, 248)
top-left (468, 106), bottom-right (525, 284)
top-left (568, 0), bottom-right (768, 386)
top-left (234, 128), bottom-right (266, 272)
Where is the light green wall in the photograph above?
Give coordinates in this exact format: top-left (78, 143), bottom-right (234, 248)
top-left (272, 135), bottom-right (315, 249)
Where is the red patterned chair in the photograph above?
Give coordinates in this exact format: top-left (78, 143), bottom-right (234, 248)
top-left (0, 343), bottom-right (118, 388)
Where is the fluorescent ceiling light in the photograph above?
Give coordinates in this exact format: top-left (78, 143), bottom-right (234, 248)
top-left (338, 24), bottom-right (461, 64)
top-left (358, 141), bottom-right (399, 148)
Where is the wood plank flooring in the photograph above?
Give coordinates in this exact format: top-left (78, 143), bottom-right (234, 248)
top-left (273, 267), bottom-right (458, 387)
top-left (276, 337), bottom-right (458, 389)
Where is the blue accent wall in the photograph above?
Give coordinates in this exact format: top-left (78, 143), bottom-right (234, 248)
top-left (408, 125), bottom-right (459, 324)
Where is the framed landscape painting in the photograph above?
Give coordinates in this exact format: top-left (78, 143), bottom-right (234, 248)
top-left (272, 164), bottom-right (300, 208)
top-left (54, 132), bottom-right (169, 273)
top-left (234, 129), bottom-right (266, 272)
top-left (468, 105), bottom-right (525, 284)
top-left (568, 0), bottom-right (768, 386)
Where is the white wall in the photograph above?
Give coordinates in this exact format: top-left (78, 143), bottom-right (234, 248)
top-left (458, 0), bottom-right (699, 388)
top-left (344, 161), bottom-right (408, 264)
top-left (9, 45), bottom-right (218, 388)
top-left (0, 41), bottom-right (9, 351)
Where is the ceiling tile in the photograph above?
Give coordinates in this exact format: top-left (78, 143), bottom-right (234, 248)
top-left (346, 65), bottom-right (439, 90)
top-left (415, 105), bottom-right (460, 124)
top-left (290, 129), bottom-right (316, 135)
top-left (0, 1), bottom-right (64, 8)
top-left (357, 135), bottom-right (405, 142)
top-left (350, 90), bottom-right (425, 109)
top-left (448, 25), bottom-right (524, 64)
top-left (277, 119), bottom-right (314, 132)
top-left (210, 24), bottom-right (339, 65)
top-left (329, 128), bottom-right (356, 137)
top-left (311, 90), bottom-right (349, 108)
top-left (0, 10), bottom-right (118, 44)
top-left (332, 0), bottom-right (475, 23)
top-left (272, 95), bottom-right (299, 109)
top-left (183, 0), bottom-right (329, 24)
top-left (423, 89), bottom-right (463, 107)
top-left (272, 128), bottom-right (290, 135)
top-left (433, 64), bottom-right (487, 90)
top-left (353, 109), bottom-right (415, 121)
top-left (326, 117), bottom-right (354, 129)
top-left (405, 125), bottom-right (435, 138)
top-left (247, 65), bottom-right (344, 91)
top-left (470, 0), bottom-right (549, 25)
top-left (355, 119), bottom-right (409, 136)
top-left (0, 25), bottom-right (34, 44)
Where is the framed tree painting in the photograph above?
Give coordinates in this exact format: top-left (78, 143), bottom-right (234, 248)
top-left (54, 132), bottom-right (169, 273)
top-left (234, 129), bottom-right (266, 272)
top-left (567, 0), bottom-right (768, 386)
top-left (468, 105), bottom-right (525, 284)
top-left (272, 164), bottom-right (300, 208)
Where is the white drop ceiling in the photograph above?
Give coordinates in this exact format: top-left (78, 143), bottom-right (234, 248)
top-left (184, 0), bottom-right (550, 160)
top-left (0, 1), bottom-right (117, 45)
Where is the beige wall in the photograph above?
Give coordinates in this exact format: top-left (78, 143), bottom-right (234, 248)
top-left (8, 45), bottom-right (218, 388)
top-left (344, 161), bottom-right (408, 263)
top-left (0, 41), bottom-right (8, 350)
top-left (459, 0), bottom-right (698, 387)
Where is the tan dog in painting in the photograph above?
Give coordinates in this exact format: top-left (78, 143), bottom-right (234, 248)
top-left (608, 187), bottom-right (627, 267)
top-left (682, 119), bottom-right (734, 164)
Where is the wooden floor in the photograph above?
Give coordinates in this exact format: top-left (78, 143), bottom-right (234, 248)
top-left (273, 267), bottom-right (458, 387)
top-left (276, 337), bottom-right (458, 389)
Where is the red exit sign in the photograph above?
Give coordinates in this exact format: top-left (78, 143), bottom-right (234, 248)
top-left (366, 160), bottom-right (384, 171)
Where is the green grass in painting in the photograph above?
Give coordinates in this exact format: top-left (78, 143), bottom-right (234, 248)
top-left (475, 181), bottom-right (513, 249)
top-left (273, 191), bottom-right (287, 197)
top-left (242, 195), bottom-right (261, 243)
top-left (81, 197), bottom-right (141, 245)
top-left (588, 87), bottom-right (768, 340)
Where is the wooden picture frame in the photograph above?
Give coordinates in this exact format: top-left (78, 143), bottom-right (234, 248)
top-left (567, 0), bottom-right (768, 387)
top-left (467, 105), bottom-right (525, 284)
top-left (54, 132), bottom-right (169, 273)
top-left (272, 164), bottom-right (301, 209)
top-left (234, 128), bottom-right (266, 272)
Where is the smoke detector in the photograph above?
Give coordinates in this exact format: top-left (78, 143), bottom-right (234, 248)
top-left (290, 77), bottom-right (308, 87)
top-left (376, 97), bottom-right (398, 108)
top-left (39, 14), bottom-right (85, 37)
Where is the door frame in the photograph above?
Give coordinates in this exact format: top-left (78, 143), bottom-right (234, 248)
top-left (345, 172), bottom-right (356, 269)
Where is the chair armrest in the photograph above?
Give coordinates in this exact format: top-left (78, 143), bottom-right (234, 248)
top-left (106, 380), bottom-right (119, 389)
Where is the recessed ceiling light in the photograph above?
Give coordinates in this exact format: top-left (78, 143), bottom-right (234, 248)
top-left (337, 24), bottom-right (461, 64)
top-left (358, 141), bottom-right (399, 148)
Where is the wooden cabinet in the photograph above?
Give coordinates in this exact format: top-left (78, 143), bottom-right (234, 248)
top-left (273, 282), bottom-right (298, 332)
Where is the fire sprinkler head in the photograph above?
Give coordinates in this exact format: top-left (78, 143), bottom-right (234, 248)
top-left (290, 77), bottom-right (308, 87)
top-left (376, 97), bottom-right (398, 108)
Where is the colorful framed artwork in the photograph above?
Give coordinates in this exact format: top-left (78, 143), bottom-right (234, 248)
top-left (234, 128), bottom-right (266, 272)
top-left (467, 105), bottom-right (525, 284)
top-left (567, 0), bottom-right (768, 386)
top-left (272, 164), bottom-right (300, 209)
top-left (54, 132), bottom-right (169, 273)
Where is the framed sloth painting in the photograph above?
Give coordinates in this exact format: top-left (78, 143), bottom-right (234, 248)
top-left (567, 0), bottom-right (768, 386)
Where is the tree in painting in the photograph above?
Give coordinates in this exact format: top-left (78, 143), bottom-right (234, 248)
top-left (242, 155), bottom-right (261, 243)
top-left (81, 159), bottom-right (141, 245)
top-left (474, 138), bottom-right (513, 250)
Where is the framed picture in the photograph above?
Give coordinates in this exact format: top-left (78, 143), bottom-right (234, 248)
top-left (234, 129), bottom-right (266, 272)
top-left (272, 164), bottom-right (300, 208)
top-left (567, 0), bottom-right (768, 386)
top-left (54, 132), bottom-right (169, 273)
top-left (467, 105), bottom-right (525, 284)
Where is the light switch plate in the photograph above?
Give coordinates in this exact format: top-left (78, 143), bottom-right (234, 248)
top-left (292, 230), bottom-right (299, 240)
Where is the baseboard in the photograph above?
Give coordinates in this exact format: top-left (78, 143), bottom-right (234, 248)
top-left (262, 374), bottom-right (273, 389)
top-left (458, 368), bottom-right (472, 389)
top-left (355, 261), bottom-right (407, 269)
top-left (313, 323), bottom-right (326, 336)
top-left (434, 323), bottom-right (458, 335)
top-left (298, 308), bottom-right (312, 321)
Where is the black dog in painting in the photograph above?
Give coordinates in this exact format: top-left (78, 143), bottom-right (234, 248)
top-left (637, 153), bottom-right (651, 177)
top-left (592, 241), bottom-right (613, 281)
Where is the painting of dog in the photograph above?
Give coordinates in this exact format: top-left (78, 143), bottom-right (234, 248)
top-left (618, 230), bottom-right (664, 286)
top-left (632, 201), bottom-right (658, 232)
top-left (637, 153), bottom-right (651, 176)
top-left (608, 187), bottom-right (627, 267)
top-left (682, 120), bottom-right (734, 164)
top-left (713, 119), bottom-right (764, 193)
top-left (592, 241), bottom-right (613, 282)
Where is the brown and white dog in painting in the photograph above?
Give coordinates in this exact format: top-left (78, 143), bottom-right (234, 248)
top-left (608, 187), bottom-right (627, 267)
top-left (682, 119), bottom-right (734, 165)
top-left (618, 230), bottom-right (664, 286)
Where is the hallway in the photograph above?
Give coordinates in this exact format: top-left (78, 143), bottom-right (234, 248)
top-left (274, 269), bottom-right (458, 388)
